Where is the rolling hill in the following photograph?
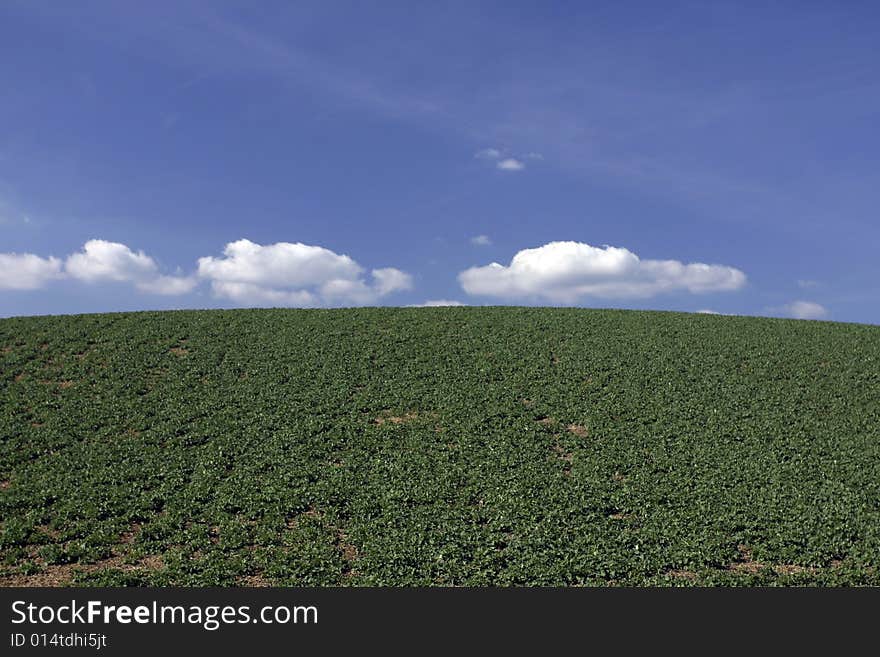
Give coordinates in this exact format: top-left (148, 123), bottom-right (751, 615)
top-left (1, 307), bottom-right (878, 586)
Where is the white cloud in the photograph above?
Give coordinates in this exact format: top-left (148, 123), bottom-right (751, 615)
top-left (458, 241), bottom-right (746, 302)
top-left (525, 152), bottom-right (544, 160)
top-left (409, 299), bottom-right (465, 307)
top-left (0, 239), bottom-right (195, 296)
top-left (2, 238), bottom-right (410, 305)
top-left (371, 267), bottom-right (413, 296)
top-left (210, 281), bottom-right (317, 307)
top-left (497, 158), bottom-right (525, 171)
top-left (797, 279), bottom-right (819, 289)
top-left (197, 239), bottom-right (411, 307)
top-left (65, 239), bottom-right (158, 282)
top-left (64, 239), bottom-right (194, 295)
top-left (782, 300), bottom-right (828, 320)
top-left (696, 309), bottom-right (720, 314)
top-left (475, 148), bottom-right (502, 160)
top-left (471, 234), bottom-right (492, 246)
top-left (197, 239), bottom-right (360, 288)
top-left (318, 278), bottom-right (378, 305)
top-left (0, 253), bottom-right (64, 290)
top-left (136, 274), bottom-right (198, 295)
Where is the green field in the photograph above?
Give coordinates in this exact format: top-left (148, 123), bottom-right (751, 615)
top-left (1, 307), bottom-right (878, 586)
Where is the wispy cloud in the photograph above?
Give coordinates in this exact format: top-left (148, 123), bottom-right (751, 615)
top-left (470, 235), bottom-right (492, 246)
top-left (474, 148), bottom-right (502, 160)
top-left (21, 4), bottom-right (444, 126)
top-left (202, 15), bottom-right (443, 121)
top-left (780, 300), bottom-right (828, 320)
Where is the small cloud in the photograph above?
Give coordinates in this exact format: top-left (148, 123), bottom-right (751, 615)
top-left (475, 148), bottom-right (537, 171)
top-left (797, 279), bottom-right (819, 289)
top-left (782, 300), bottom-right (828, 320)
top-left (475, 148), bottom-right (502, 160)
top-left (409, 300), bottom-right (465, 307)
top-left (497, 158), bottom-right (525, 171)
top-left (470, 235), bottom-right (492, 246)
top-left (696, 309), bottom-right (720, 314)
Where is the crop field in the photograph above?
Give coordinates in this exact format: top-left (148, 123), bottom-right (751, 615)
top-left (1, 307), bottom-right (879, 586)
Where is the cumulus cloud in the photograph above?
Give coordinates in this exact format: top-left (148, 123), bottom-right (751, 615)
top-left (458, 241), bottom-right (746, 302)
top-left (409, 299), bottom-right (465, 307)
top-left (471, 235), bottom-right (492, 246)
top-left (782, 300), bottom-right (828, 320)
top-left (2, 238), bottom-right (411, 305)
top-left (1, 239), bottom-right (195, 295)
top-left (64, 239), bottom-right (195, 295)
top-left (65, 239), bottom-right (158, 282)
top-left (197, 239), bottom-right (411, 307)
top-left (197, 240), bottom-right (359, 289)
top-left (497, 158), bottom-right (525, 171)
top-left (0, 253), bottom-right (64, 290)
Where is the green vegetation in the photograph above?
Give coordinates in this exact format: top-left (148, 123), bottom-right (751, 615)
top-left (1, 307), bottom-right (878, 586)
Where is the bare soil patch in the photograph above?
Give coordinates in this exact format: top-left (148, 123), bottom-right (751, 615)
top-left (666, 569), bottom-right (699, 581)
top-left (374, 410), bottom-right (421, 425)
top-left (0, 552), bottom-right (164, 587)
top-left (728, 545), bottom-right (817, 576)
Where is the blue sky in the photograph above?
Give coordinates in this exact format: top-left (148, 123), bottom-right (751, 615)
top-left (1, 1), bottom-right (878, 323)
